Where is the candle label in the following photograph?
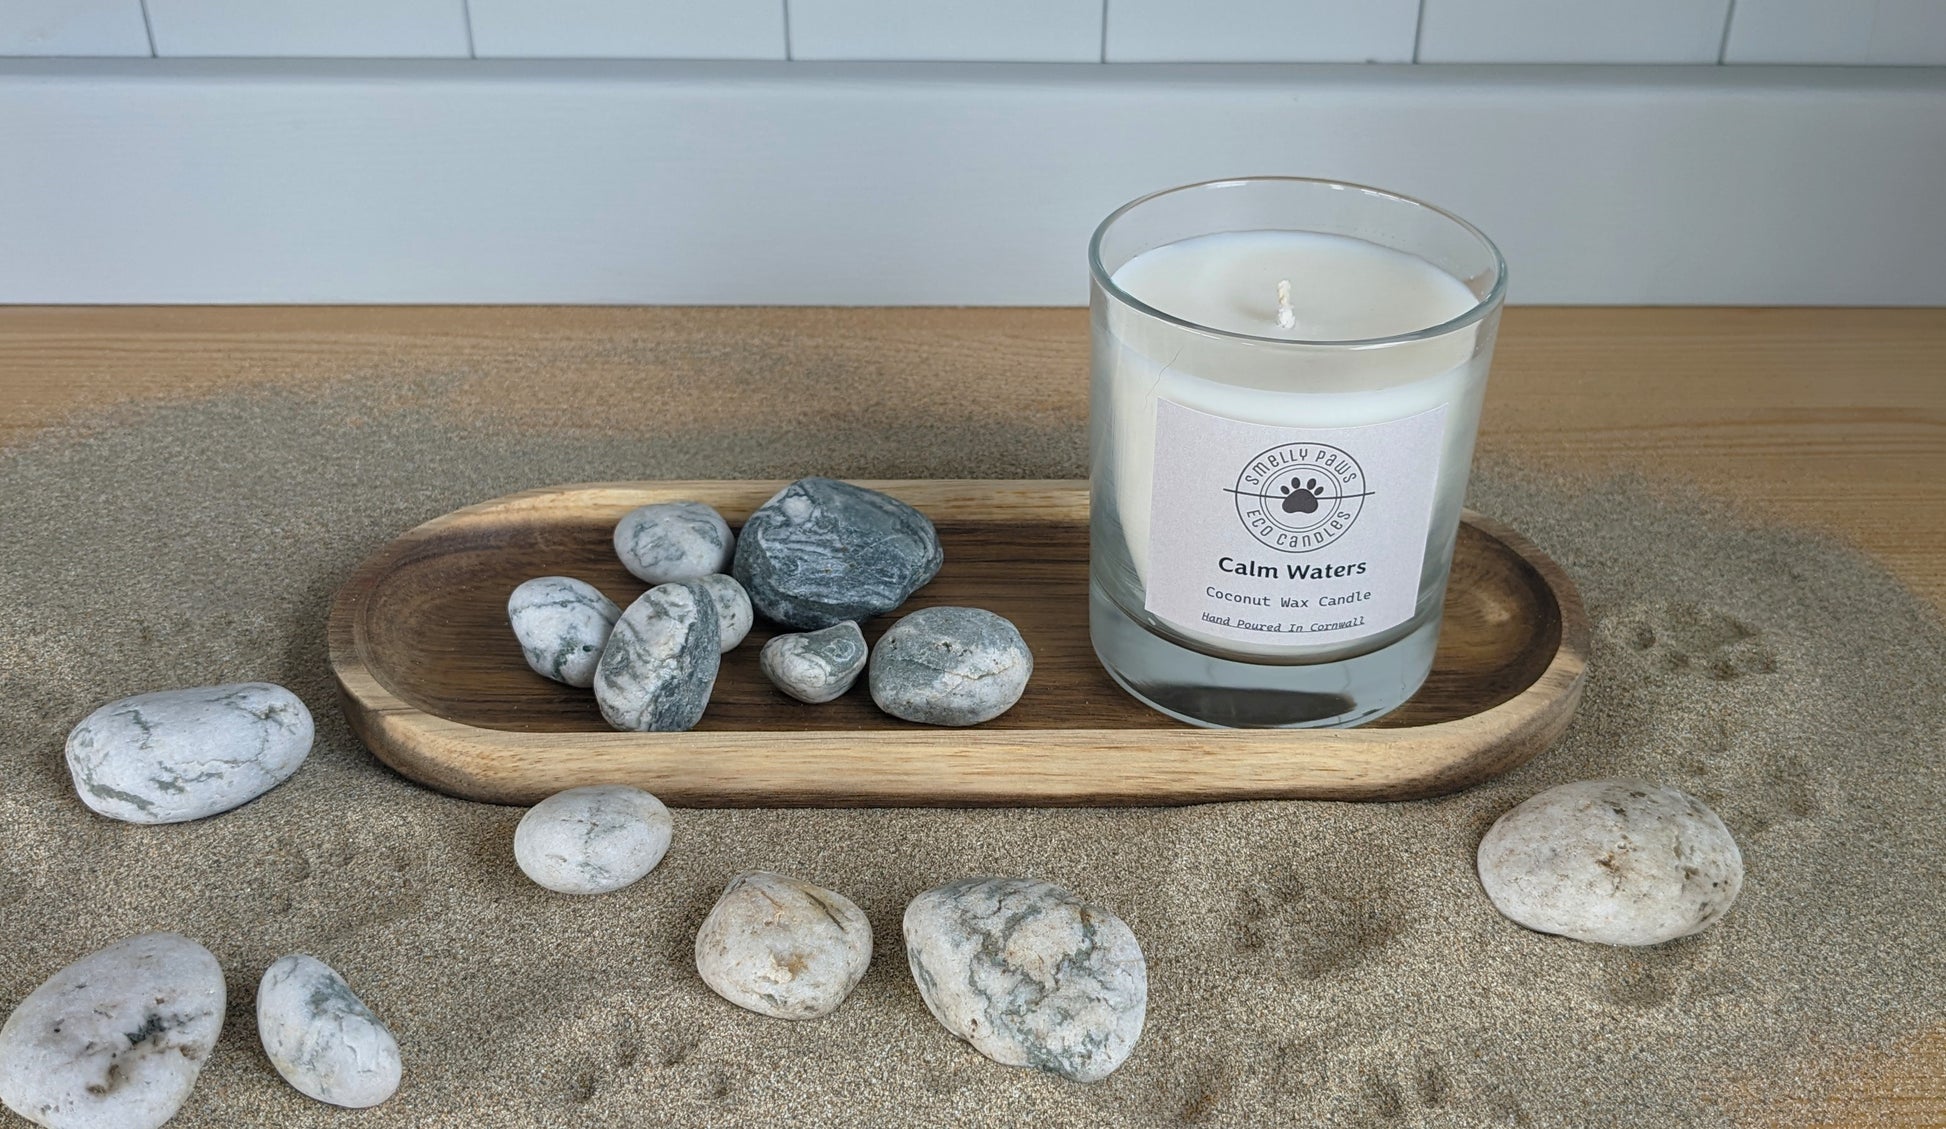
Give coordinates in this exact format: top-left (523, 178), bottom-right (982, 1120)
top-left (1145, 399), bottom-right (1449, 648)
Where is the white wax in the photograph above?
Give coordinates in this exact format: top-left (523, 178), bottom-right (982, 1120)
top-left (1102, 230), bottom-right (1488, 656)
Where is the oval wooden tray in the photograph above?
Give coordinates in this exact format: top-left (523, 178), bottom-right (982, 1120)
top-left (327, 480), bottom-right (1587, 807)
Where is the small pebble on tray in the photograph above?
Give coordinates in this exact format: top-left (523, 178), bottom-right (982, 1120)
top-left (695, 573), bottom-right (753, 653)
top-left (733, 477), bottom-right (944, 630)
top-left (869, 606), bottom-right (1032, 726)
top-left (760, 621), bottom-right (869, 704)
top-left (614, 501), bottom-right (735, 584)
top-left (594, 582), bottom-right (721, 733)
top-left (508, 575), bottom-right (621, 687)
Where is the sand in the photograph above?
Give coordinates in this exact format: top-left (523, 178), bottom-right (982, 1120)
top-left (0, 379), bottom-right (1941, 1128)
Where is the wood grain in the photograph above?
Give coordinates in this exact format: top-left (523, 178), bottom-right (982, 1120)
top-left (0, 304), bottom-right (1940, 1123)
top-left (329, 481), bottom-right (1586, 806)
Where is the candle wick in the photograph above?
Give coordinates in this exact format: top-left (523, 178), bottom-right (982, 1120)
top-left (1275, 279), bottom-right (1297, 331)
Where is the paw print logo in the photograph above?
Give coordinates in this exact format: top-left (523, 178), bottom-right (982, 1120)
top-left (1280, 477), bottom-right (1324, 514)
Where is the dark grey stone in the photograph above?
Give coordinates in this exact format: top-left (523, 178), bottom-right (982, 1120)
top-left (593, 582), bottom-right (721, 732)
top-left (904, 877), bottom-right (1147, 1083)
top-left (731, 478), bottom-right (944, 630)
top-left (760, 621), bottom-right (868, 704)
top-left (868, 606), bottom-right (1031, 726)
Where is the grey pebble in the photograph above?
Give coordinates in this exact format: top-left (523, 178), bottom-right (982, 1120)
top-left (731, 477), bottom-right (943, 630)
top-left (0, 932), bottom-right (225, 1129)
top-left (257, 955), bottom-right (400, 1109)
top-left (614, 501), bottom-right (735, 584)
top-left (695, 872), bottom-right (872, 1020)
top-left (696, 573), bottom-right (753, 653)
top-left (65, 682), bottom-right (314, 824)
top-left (760, 622), bottom-right (868, 704)
top-left (513, 785), bottom-right (673, 895)
top-left (508, 576), bottom-right (621, 687)
top-left (1477, 778), bottom-right (1744, 946)
top-left (869, 606), bottom-right (1031, 725)
top-left (904, 877), bottom-right (1146, 1083)
top-left (593, 582), bottom-right (721, 732)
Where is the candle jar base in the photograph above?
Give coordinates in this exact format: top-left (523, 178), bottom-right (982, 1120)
top-left (1089, 583), bottom-right (1437, 728)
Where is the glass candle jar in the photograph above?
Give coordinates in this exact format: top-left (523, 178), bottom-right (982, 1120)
top-left (1088, 177), bottom-right (1507, 728)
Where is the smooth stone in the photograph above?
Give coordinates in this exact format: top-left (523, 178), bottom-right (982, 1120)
top-left (904, 877), bottom-right (1146, 1083)
top-left (257, 955), bottom-right (401, 1109)
top-left (696, 574), bottom-right (753, 653)
top-left (65, 682), bottom-right (314, 824)
top-left (1477, 778), bottom-right (1744, 946)
top-left (0, 932), bottom-right (225, 1129)
top-left (694, 872), bottom-right (872, 1020)
top-left (593, 582), bottom-right (721, 732)
top-left (513, 785), bottom-right (673, 895)
top-left (760, 622), bottom-right (868, 704)
top-left (731, 477), bottom-right (944, 631)
top-left (507, 576), bottom-right (621, 688)
top-left (613, 501), bottom-right (735, 584)
top-left (869, 607), bottom-right (1032, 726)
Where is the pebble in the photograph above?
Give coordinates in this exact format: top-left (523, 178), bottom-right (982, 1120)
top-left (760, 622), bottom-right (868, 704)
top-left (696, 574), bottom-right (753, 653)
top-left (507, 576), bottom-right (621, 687)
top-left (731, 477), bottom-right (944, 630)
top-left (613, 501), bottom-right (735, 584)
top-left (593, 582), bottom-right (721, 732)
top-left (0, 932), bottom-right (225, 1129)
top-left (1477, 778), bottom-right (1744, 946)
top-left (257, 955), bottom-right (401, 1109)
top-left (514, 785), bottom-right (673, 895)
top-left (869, 607), bottom-right (1032, 726)
top-left (904, 877), bottom-right (1146, 1083)
top-left (694, 872), bottom-right (873, 1020)
top-left (65, 682), bottom-right (314, 824)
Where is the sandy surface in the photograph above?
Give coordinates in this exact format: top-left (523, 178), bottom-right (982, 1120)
top-left (0, 381), bottom-right (1941, 1128)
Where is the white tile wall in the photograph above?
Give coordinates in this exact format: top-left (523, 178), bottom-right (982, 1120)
top-left (1104, 0), bottom-right (1418, 62)
top-left (469, 0), bottom-right (785, 59)
top-left (147, 0), bottom-right (471, 58)
top-left (788, 0), bottom-right (1102, 61)
top-left (1417, 0), bottom-right (1732, 63)
top-left (1725, 0), bottom-right (1946, 65)
top-left (0, 0), bottom-right (150, 56)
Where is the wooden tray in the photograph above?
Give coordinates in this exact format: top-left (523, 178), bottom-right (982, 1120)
top-left (327, 480), bottom-right (1587, 807)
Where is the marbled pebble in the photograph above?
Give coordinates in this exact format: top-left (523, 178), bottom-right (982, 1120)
top-left (696, 573), bottom-right (753, 653)
top-left (1477, 778), bottom-right (1744, 946)
top-left (514, 785), bottom-right (674, 895)
top-left (695, 872), bottom-right (872, 1020)
top-left (257, 955), bottom-right (401, 1109)
top-left (904, 877), bottom-right (1146, 1083)
top-left (593, 582), bottom-right (721, 732)
top-left (731, 477), bottom-right (944, 630)
top-left (508, 576), bottom-right (621, 687)
top-left (65, 682), bottom-right (313, 824)
top-left (0, 932), bottom-right (225, 1129)
top-left (614, 501), bottom-right (735, 584)
top-left (869, 606), bottom-right (1031, 725)
top-left (760, 621), bottom-right (868, 704)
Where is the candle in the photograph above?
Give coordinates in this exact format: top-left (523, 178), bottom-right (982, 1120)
top-left (1087, 178), bottom-right (1505, 728)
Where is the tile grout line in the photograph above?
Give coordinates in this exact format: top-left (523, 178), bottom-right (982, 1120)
top-left (1412, 0), bottom-right (1428, 64)
top-left (1717, 0), bottom-right (1738, 64)
top-left (137, 0), bottom-right (157, 57)
top-left (782, 0), bottom-right (793, 61)
top-left (461, 0), bottom-right (476, 59)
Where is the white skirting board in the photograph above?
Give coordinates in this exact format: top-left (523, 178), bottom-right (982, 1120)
top-left (1, 60), bottom-right (1943, 305)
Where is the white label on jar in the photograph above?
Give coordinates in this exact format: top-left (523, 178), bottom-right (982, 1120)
top-left (1145, 399), bottom-right (1449, 649)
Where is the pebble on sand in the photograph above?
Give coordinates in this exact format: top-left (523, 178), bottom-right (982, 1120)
top-left (1477, 778), bottom-right (1744, 946)
top-left (695, 872), bottom-right (873, 1020)
top-left (257, 955), bottom-right (401, 1109)
top-left (514, 785), bottom-right (674, 895)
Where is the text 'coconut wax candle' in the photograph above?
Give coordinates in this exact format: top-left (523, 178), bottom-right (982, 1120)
top-left (1088, 178), bottom-right (1506, 728)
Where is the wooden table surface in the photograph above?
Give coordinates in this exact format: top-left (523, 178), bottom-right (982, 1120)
top-left (0, 305), bottom-right (1941, 1124)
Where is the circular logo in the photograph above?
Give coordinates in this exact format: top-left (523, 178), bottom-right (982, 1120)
top-left (1228, 442), bottom-right (1369, 553)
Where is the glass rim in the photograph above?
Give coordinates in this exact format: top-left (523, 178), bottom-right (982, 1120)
top-left (1087, 176), bottom-right (1508, 349)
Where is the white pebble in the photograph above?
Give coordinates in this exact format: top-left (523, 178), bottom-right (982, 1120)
top-left (1477, 778), bottom-right (1744, 946)
top-left (507, 576), bottom-right (620, 687)
top-left (514, 785), bottom-right (673, 895)
top-left (695, 872), bottom-right (872, 1020)
top-left (696, 574), bottom-right (753, 653)
top-left (257, 955), bottom-right (401, 1109)
top-left (614, 501), bottom-right (735, 584)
